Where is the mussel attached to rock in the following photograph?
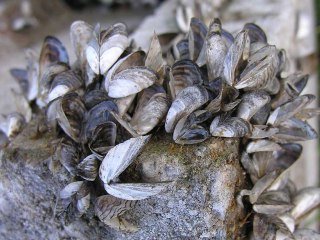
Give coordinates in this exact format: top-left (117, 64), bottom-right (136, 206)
top-left (165, 85), bottom-right (209, 133)
top-left (4, 17), bottom-right (320, 238)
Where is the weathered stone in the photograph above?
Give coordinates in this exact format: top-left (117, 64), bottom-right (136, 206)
top-left (0, 119), bottom-right (113, 240)
top-left (0, 119), bottom-right (247, 239)
top-left (120, 134), bottom-right (247, 239)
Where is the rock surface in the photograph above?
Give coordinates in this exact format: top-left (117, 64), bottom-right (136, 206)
top-left (0, 119), bottom-right (247, 239)
top-left (121, 134), bottom-right (247, 239)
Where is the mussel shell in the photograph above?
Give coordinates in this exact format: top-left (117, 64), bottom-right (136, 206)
top-left (145, 33), bottom-right (164, 76)
top-left (169, 59), bottom-right (203, 97)
top-left (57, 93), bottom-right (86, 142)
top-left (86, 23), bottom-right (129, 75)
top-left (248, 152), bottom-right (285, 184)
top-left (205, 78), bottom-right (223, 113)
top-left (40, 63), bottom-right (70, 98)
top-left (221, 29), bottom-right (234, 48)
top-left (188, 18), bottom-right (207, 61)
top-left (76, 154), bottom-right (100, 181)
top-left (220, 84), bottom-right (241, 112)
top-left (253, 214), bottom-right (277, 240)
top-left (271, 117), bottom-right (318, 142)
top-left (165, 85), bottom-right (209, 133)
top-left (173, 110), bottom-right (211, 144)
top-left (88, 121), bottom-right (117, 159)
top-left (104, 51), bottom-right (146, 91)
top-left (85, 24), bottom-right (101, 75)
top-left (246, 140), bottom-right (282, 153)
top-left (207, 18), bottom-right (222, 39)
top-left (267, 94), bottom-right (315, 126)
top-left (263, 77), bottom-right (280, 95)
top-left (291, 187), bottom-right (320, 223)
top-left (253, 204), bottom-right (293, 216)
top-left (277, 49), bottom-right (290, 78)
top-left (174, 126), bottom-right (209, 145)
top-left (221, 84), bottom-right (239, 103)
top-left (249, 42), bottom-right (267, 55)
top-left (39, 36), bottom-right (69, 79)
top-left (57, 138), bottom-right (80, 174)
top-left (293, 229), bottom-right (320, 239)
top-left (223, 30), bottom-right (250, 86)
top-left (243, 23), bottom-right (267, 43)
top-left (48, 70), bottom-right (83, 102)
top-left (76, 182), bottom-right (91, 215)
top-left (295, 108), bottom-right (320, 120)
top-left (104, 182), bottom-right (168, 201)
top-left (85, 62), bottom-right (99, 88)
top-left (58, 181), bottom-right (90, 218)
top-left (236, 45), bottom-right (279, 90)
top-left (271, 214), bottom-right (296, 235)
top-left (206, 18), bottom-right (228, 81)
top-left (222, 99), bottom-right (242, 112)
top-left (115, 95), bottom-right (136, 117)
top-left (100, 23), bottom-right (129, 75)
top-left (251, 103), bottom-right (271, 125)
top-left (271, 73), bottom-right (309, 109)
top-left (240, 151), bottom-right (259, 183)
top-left (95, 195), bottom-right (136, 222)
top-left (70, 20), bottom-right (93, 64)
top-left (83, 100), bottom-right (118, 143)
top-left (173, 114), bottom-right (210, 145)
top-left (131, 85), bottom-right (170, 135)
top-left (250, 125), bottom-right (279, 139)
top-left (237, 90), bottom-right (270, 121)
top-left (195, 44), bottom-right (207, 67)
top-left (245, 145), bottom-right (299, 183)
top-left (108, 67), bottom-right (157, 98)
top-left (257, 190), bottom-right (291, 205)
top-left (175, 39), bottom-right (189, 60)
top-left (274, 143), bottom-right (302, 166)
top-left (210, 116), bottom-right (250, 137)
top-left (83, 89), bottom-right (109, 109)
top-left (60, 181), bottom-right (83, 199)
top-left (99, 135), bottom-right (151, 184)
top-left (244, 170), bottom-right (280, 205)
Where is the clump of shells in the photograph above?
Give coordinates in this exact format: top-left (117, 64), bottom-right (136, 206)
top-left (2, 17), bottom-right (320, 237)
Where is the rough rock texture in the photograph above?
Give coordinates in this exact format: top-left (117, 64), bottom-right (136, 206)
top-left (0, 119), bottom-right (247, 239)
top-left (121, 134), bottom-right (247, 239)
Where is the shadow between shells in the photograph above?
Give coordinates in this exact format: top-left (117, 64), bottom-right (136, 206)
top-left (2, 17), bottom-right (320, 239)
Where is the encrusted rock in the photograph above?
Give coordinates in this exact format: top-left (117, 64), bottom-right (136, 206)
top-left (121, 134), bottom-right (246, 239)
top-left (0, 119), bottom-right (246, 239)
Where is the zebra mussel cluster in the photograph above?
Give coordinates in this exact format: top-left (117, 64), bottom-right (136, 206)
top-left (2, 17), bottom-right (320, 237)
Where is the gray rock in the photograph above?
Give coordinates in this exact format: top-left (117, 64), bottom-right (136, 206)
top-left (120, 134), bottom-right (247, 239)
top-left (0, 119), bottom-right (247, 239)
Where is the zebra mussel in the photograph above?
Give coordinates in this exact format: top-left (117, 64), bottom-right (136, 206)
top-left (4, 17), bottom-right (320, 237)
